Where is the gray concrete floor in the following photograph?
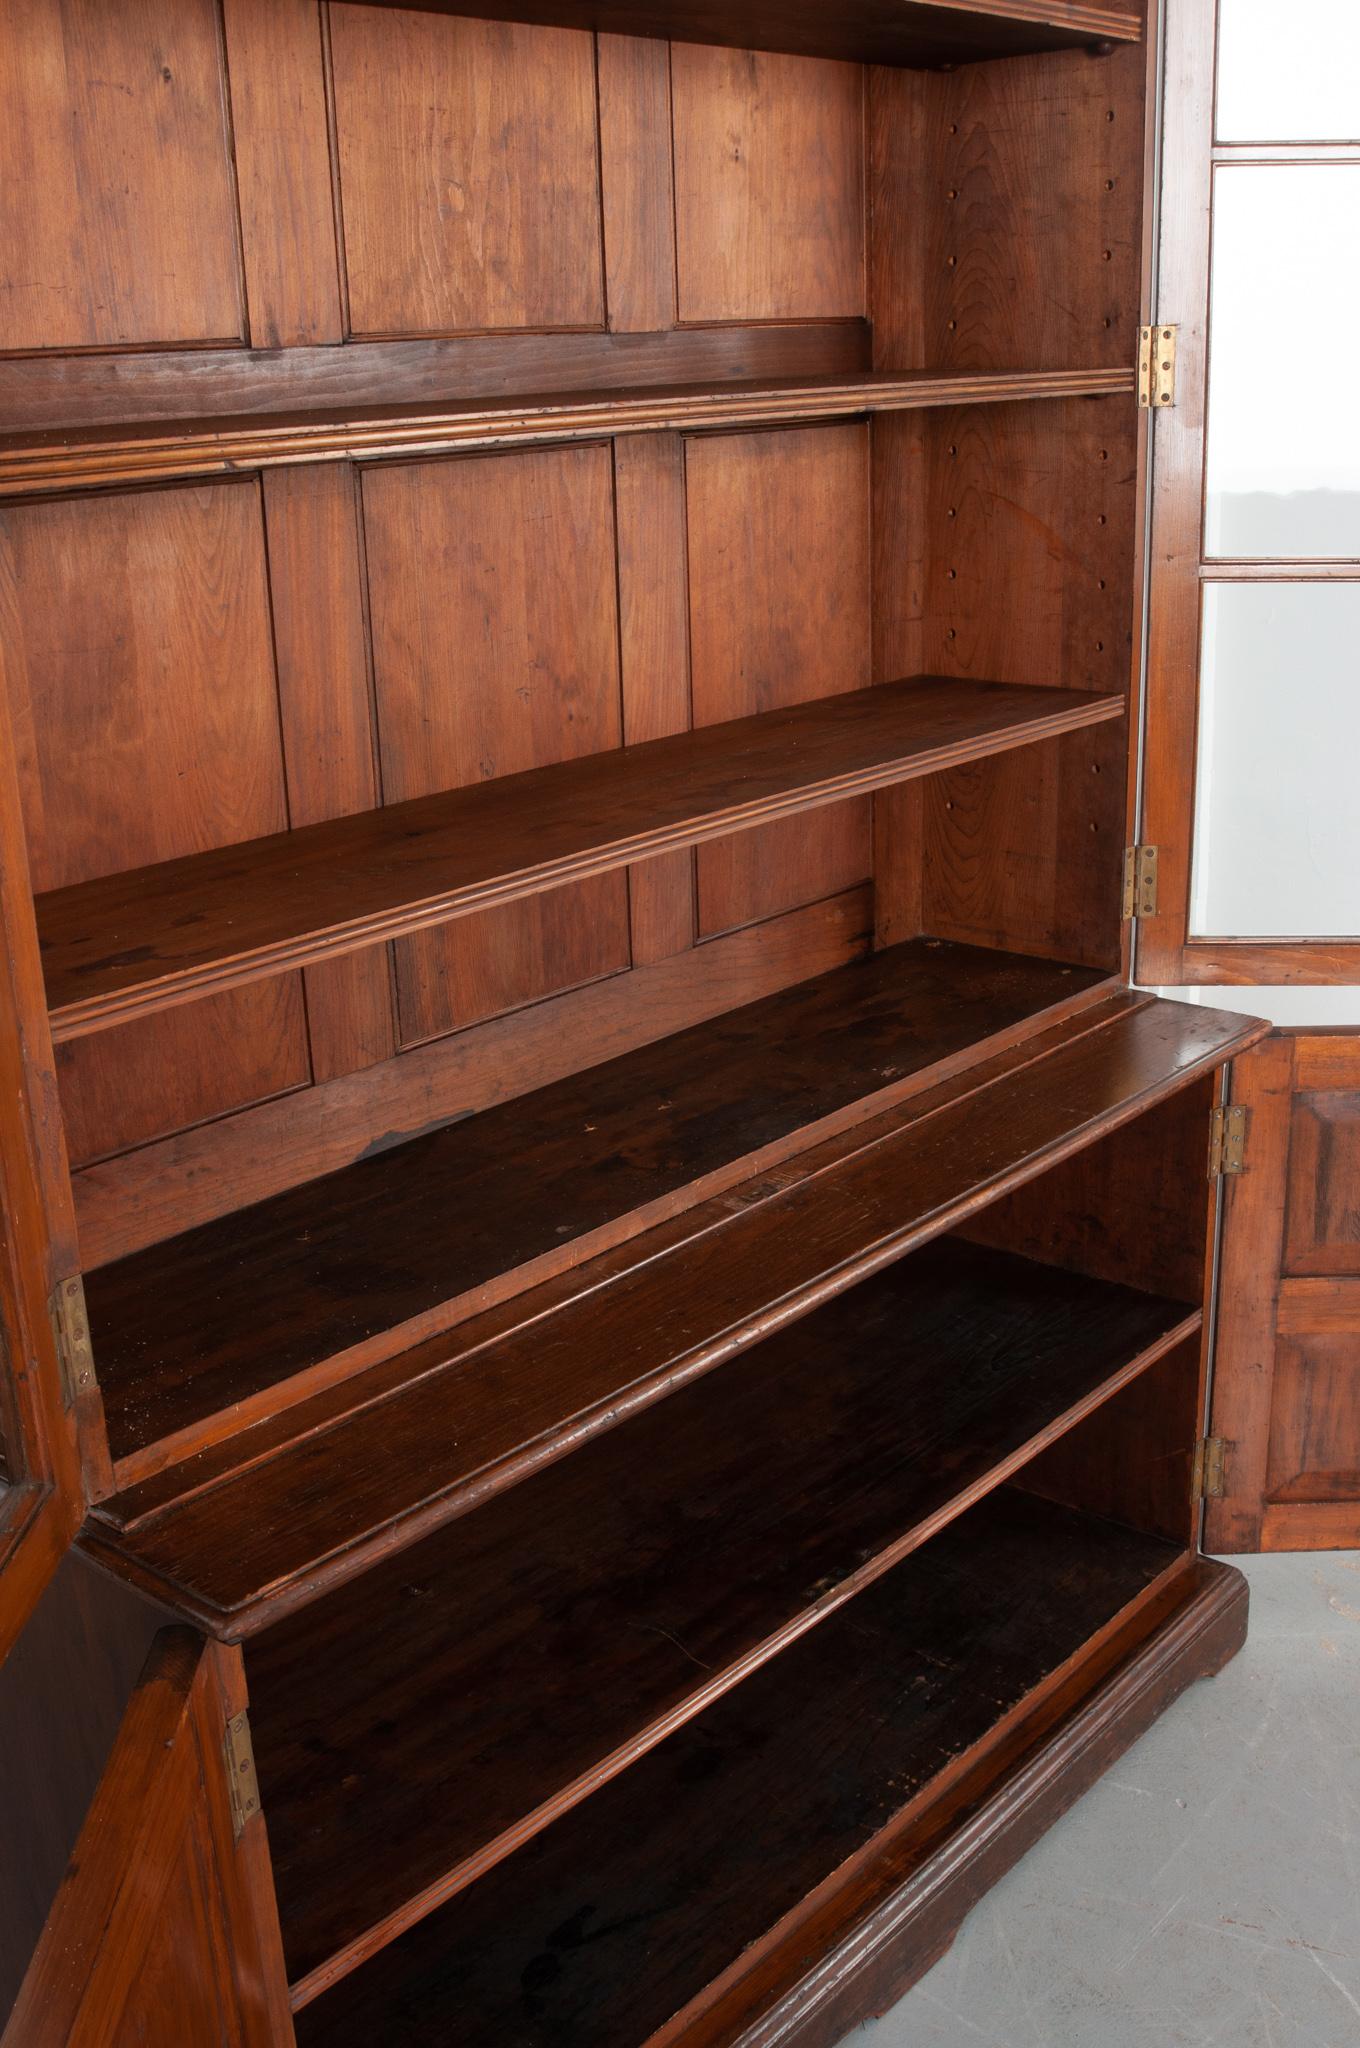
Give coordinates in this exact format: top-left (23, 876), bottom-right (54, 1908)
top-left (861, 1552), bottom-right (1360, 2048)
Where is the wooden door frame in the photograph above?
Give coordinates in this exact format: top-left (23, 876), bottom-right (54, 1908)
top-left (0, 658), bottom-right (106, 1663)
top-left (1136, 0), bottom-right (1360, 988)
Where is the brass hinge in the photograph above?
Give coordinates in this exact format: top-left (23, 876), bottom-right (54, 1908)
top-left (1138, 323), bottom-right (1178, 408)
top-left (1123, 844), bottom-right (1159, 919)
top-left (1208, 1103), bottom-right (1248, 1179)
top-left (224, 1709), bottom-right (261, 1839)
top-left (48, 1275), bottom-right (95, 1409)
top-left (1193, 1435), bottom-right (1228, 1500)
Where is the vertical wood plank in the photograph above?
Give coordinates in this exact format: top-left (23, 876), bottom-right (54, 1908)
top-left (262, 464), bottom-right (397, 1083)
top-left (615, 435), bottom-right (694, 965)
top-left (0, 0), bottom-right (244, 351)
top-left (221, 0), bottom-right (344, 348)
top-left (362, 444), bottom-right (630, 1044)
top-left (672, 44), bottom-right (865, 323)
top-left (869, 410), bottom-right (929, 949)
top-left (599, 33), bottom-right (677, 334)
top-left (329, 9), bottom-right (604, 336)
top-left (0, 482), bottom-right (313, 1170)
top-left (1205, 1035), bottom-right (1296, 1554)
top-left (686, 424), bottom-right (872, 935)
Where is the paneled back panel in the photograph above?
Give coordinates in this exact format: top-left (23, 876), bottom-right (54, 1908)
top-left (363, 444), bottom-right (630, 1043)
top-left (686, 424), bottom-right (873, 936)
top-left (0, 483), bottom-right (312, 1164)
top-left (330, 8), bottom-right (605, 337)
top-left (672, 45), bottom-right (866, 322)
top-left (0, 0), bottom-right (243, 352)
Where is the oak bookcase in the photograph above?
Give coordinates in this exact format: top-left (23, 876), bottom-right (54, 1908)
top-left (0, 2), bottom-right (1268, 2042)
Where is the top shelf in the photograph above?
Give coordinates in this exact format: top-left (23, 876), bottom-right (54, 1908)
top-left (0, 367), bottom-right (1135, 499)
top-left (331, 1), bottom-right (1143, 70)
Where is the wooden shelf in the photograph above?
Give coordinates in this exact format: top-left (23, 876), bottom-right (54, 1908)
top-left (290, 1489), bottom-right (1183, 2042)
top-left (84, 988), bottom-right (1263, 1634)
top-left (40, 674), bottom-right (1122, 1042)
top-left (248, 1236), bottom-right (1196, 2002)
top-left (84, 939), bottom-right (1110, 1475)
top-left (0, 366), bottom-right (1135, 498)
top-left (326, 1), bottom-right (1144, 71)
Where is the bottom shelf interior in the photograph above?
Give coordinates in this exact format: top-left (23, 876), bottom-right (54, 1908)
top-left (248, 1235), bottom-right (1197, 1995)
top-left (292, 1487), bottom-right (1186, 2047)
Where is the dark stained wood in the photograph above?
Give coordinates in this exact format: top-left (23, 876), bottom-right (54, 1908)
top-left (0, 367), bottom-right (1135, 500)
top-left (0, 325), bottom-right (870, 437)
top-left (0, 1550), bottom-right (171, 2019)
top-left (83, 939), bottom-right (1109, 1472)
top-left (39, 676), bottom-right (1125, 1043)
top-left (687, 425), bottom-right (873, 935)
top-left (251, 1237), bottom-right (1196, 1998)
top-left (961, 1077), bottom-right (1216, 1305)
top-left (289, 1490), bottom-right (1183, 2043)
top-left (70, 891), bottom-right (869, 1269)
top-left (0, 1629), bottom-right (290, 2048)
top-left (1209, 1033), bottom-right (1360, 1555)
top-left (672, 1557), bottom-right (1245, 2048)
top-left (83, 992), bottom-right (1262, 1633)
top-left (329, 8), bottom-right (604, 338)
top-left (328, 1), bottom-right (1144, 71)
top-left (672, 46), bottom-right (865, 323)
top-left (0, 0), bottom-right (244, 353)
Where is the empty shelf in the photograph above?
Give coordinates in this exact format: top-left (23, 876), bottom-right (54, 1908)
top-left (248, 1236), bottom-right (1197, 2000)
top-left (39, 676), bottom-right (1122, 1040)
top-left (0, 367), bottom-right (1135, 496)
top-left (83, 939), bottom-right (1109, 1474)
top-left (84, 988), bottom-right (1262, 1634)
top-left (290, 1490), bottom-right (1185, 2040)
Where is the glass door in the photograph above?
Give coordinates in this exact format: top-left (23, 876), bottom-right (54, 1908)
top-left (1139, 0), bottom-right (1360, 986)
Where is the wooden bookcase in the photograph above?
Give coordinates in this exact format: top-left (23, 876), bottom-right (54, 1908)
top-left (0, 1), bottom-right (1269, 2041)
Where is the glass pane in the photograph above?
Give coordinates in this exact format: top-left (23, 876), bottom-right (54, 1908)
top-left (1191, 582), bottom-right (1360, 937)
top-left (1217, 0), bottom-right (1360, 141)
top-left (1205, 167), bottom-right (1360, 558)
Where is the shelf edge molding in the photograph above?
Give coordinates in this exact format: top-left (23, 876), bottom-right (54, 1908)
top-left (40, 674), bottom-right (1125, 1041)
top-left (0, 367), bottom-right (1136, 498)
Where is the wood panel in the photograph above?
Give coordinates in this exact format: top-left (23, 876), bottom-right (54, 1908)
top-left (262, 464), bottom-right (397, 1082)
top-left (615, 434), bottom-right (695, 963)
top-left (598, 32), bottom-right (677, 333)
top-left (0, 1551), bottom-right (171, 2018)
top-left (1282, 1075), bottom-right (1360, 1277)
top-left (221, 0), bottom-right (345, 349)
top-left (0, 1630), bottom-right (291, 2048)
top-left (289, 1492), bottom-right (1183, 2045)
top-left (251, 1237), bottom-right (1193, 1999)
top-left (0, 482), bottom-right (311, 1168)
top-left (1209, 1033), bottom-right (1360, 1554)
top-left (686, 424), bottom-right (872, 934)
top-left (914, 398), bottom-right (1135, 969)
top-left (0, 0), bottom-right (243, 352)
top-left (362, 442), bottom-right (630, 1043)
top-left (329, 6), bottom-right (604, 337)
top-left (672, 44), bottom-right (865, 323)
